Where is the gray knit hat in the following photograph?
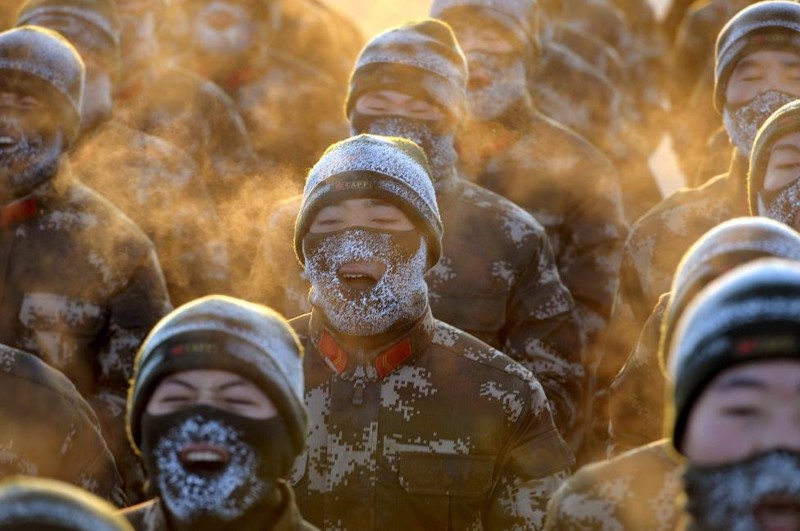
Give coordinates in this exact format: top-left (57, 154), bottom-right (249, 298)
top-left (668, 258), bottom-right (800, 453)
top-left (0, 476), bottom-right (132, 530)
top-left (345, 19), bottom-right (468, 123)
top-left (431, 0), bottom-right (541, 59)
top-left (748, 99), bottom-right (800, 216)
top-left (294, 134), bottom-right (442, 267)
top-left (714, 1), bottom-right (800, 112)
top-left (127, 296), bottom-right (307, 456)
top-left (0, 26), bottom-right (85, 145)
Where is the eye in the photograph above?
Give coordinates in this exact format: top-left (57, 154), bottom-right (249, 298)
top-left (18, 97), bottom-right (42, 110)
top-left (160, 394), bottom-right (192, 404)
top-left (224, 397), bottom-right (257, 406)
top-left (721, 406), bottom-right (760, 418)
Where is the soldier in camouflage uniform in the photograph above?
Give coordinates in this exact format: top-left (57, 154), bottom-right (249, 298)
top-left (0, 25), bottom-right (170, 492)
top-left (430, 0), bottom-right (627, 362)
top-left (249, 19), bottom-right (584, 444)
top-left (16, 0), bottom-right (233, 305)
top-left (122, 296), bottom-right (316, 531)
top-left (608, 218), bottom-right (800, 453)
top-left (0, 344), bottom-right (124, 506)
top-left (597, 1), bottom-right (800, 454)
top-left (288, 134), bottom-right (574, 530)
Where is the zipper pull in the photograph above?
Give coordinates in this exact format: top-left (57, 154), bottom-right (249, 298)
top-left (352, 365), bottom-right (366, 405)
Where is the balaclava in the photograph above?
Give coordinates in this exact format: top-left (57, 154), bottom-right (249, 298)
top-left (715, 1), bottom-right (800, 157)
top-left (127, 296), bottom-right (307, 531)
top-left (666, 259), bottom-right (800, 530)
top-left (346, 19), bottom-right (466, 182)
top-left (431, 0), bottom-right (539, 121)
top-left (0, 27), bottom-right (84, 201)
top-left (295, 134), bottom-right (442, 337)
top-left (17, 0), bottom-right (120, 136)
top-left (0, 476), bottom-right (133, 530)
top-left (749, 99), bottom-right (800, 228)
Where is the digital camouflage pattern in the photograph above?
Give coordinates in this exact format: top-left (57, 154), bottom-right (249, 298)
top-left (71, 120), bottom-right (232, 305)
top-left (0, 163), bottom-right (170, 483)
top-left (596, 155), bottom-right (749, 452)
top-left (545, 440), bottom-right (682, 531)
top-left (0, 343), bottom-right (123, 506)
top-left (121, 482), bottom-right (318, 531)
top-left (289, 308), bottom-right (574, 530)
top-left (457, 106), bottom-right (627, 364)
top-left (249, 173), bottom-right (585, 443)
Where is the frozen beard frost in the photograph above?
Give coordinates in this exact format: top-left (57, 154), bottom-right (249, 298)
top-left (350, 113), bottom-right (457, 182)
top-left (683, 450), bottom-right (800, 531)
top-left (192, 1), bottom-right (256, 58)
top-left (465, 51), bottom-right (528, 121)
top-left (759, 177), bottom-right (800, 230)
top-left (723, 91), bottom-right (797, 158)
top-left (0, 115), bottom-right (61, 201)
top-left (304, 228), bottom-right (429, 336)
top-left (140, 408), bottom-right (271, 527)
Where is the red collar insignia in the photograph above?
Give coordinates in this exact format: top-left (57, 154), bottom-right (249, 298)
top-left (318, 330), bottom-right (414, 380)
top-left (0, 197), bottom-right (37, 227)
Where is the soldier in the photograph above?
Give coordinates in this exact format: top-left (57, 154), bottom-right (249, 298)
top-left (0, 344), bottom-right (124, 505)
top-left (545, 218), bottom-right (800, 531)
top-left (598, 0), bottom-right (800, 452)
top-left (668, 259), bottom-right (800, 529)
top-left (16, 0), bottom-right (233, 304)
top-left (0, 25), bottom-right (170, 491)
top-left (0, 477), bottom-right (133, 530)
top-left (288, 134), bottom-right (574, 529)
top-left (249, 19), bottom-right (583, 444)
top-left (430, 0), bottom-right (627, 365)
top-left (121, 296), bottom-right (316, 531)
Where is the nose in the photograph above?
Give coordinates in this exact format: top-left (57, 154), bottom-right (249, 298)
top-left (204, 8), bottom-right (237, 30)
top-left (757, 417), bottom-right (800, 454)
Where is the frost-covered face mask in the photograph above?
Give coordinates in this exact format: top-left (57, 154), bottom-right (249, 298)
top-left (759, 176), bottom-right (800, 231)
top-left (304, 228), bottom-right (429, 336)
top-left (0, 113), bottom-right (62, 202)
top-left (192, 1), bottom-right (256, 61)
top-left (683, 450), bottom-right (800, 531)
top-left (723, 90), bottom-right (798, 158)
top-left (140, 405), bottom-right (293, 531)
top-left (350, 113), bottom-right (457, 183)
top-left (465, 50), bottom-right (528, 121)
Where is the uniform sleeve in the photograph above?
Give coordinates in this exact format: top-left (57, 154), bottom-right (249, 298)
top-left (544, 472), bottom-right (619, 531)
top-left (485, 379), bottom-right (574, 530)
top-left (502, 229), bottom-right (585, 448)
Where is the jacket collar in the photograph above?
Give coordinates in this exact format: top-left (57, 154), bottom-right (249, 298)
top-left (308, 307), bottom-right (436, 381)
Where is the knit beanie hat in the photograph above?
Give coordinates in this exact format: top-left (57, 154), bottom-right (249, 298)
top-left (668, 258), bottom-right (800, 453)
top-left (127, 295), bottom-right (308, 456)
top-left (344, 19), bottom-right (468, 124)
top-left (0, 476), bottom-right (133, 530)
top-left (17, 0), bottom-right (120, 74)
top-left (294, 134), bottom-right (443, 267)
top-left (714, 1), bottom-right (800, 112)
top-left (0, 26), bottom-right (85, 146)
top-left (430, 0), bottom-right (541, 60)
top-left (749, 99), bottom-right (800, 212)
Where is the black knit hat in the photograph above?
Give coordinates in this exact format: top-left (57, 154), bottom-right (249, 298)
top-left (0, 476), bottom-right (132, 530)
top-left (17, 0), bottom-right (121, 73)
top-left (345, 19), bottom-right (468, 124)
top-left (748, 99), bottom-right (800, 215)
top-left (667, 258), bottom-right (800, 454)
top-left (127, 296), bottom-right (308, 457)
top-left (431, 0), bottom-right (541, 60)
top-left (714, 1), bottom-right (800, 112)
top-left (0, 26), bottom-right (85, 146)
top-left (294, 134), bottom-right (443, 268)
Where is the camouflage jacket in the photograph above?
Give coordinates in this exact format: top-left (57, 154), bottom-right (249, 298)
top-left (249, 175), bottom-right (585, 442)
top-left (596, 155), bottom-right (749, 447)
top-left (289, 308), bottom-right (574, 530)
top-left (71, 120), bottom-right (232, 305)
top-left (545, 440), bottom-right (682, 531)
top-left (116, 65), bottom-right (257, 201)
top-left (121, 482), bottom-right (318, 531)
top-left (0, 164), bottom-right (170, 468)
top-left (456, 105), bottom-right (627, 362)
top-left (0, 344), bottom-right (124, 505)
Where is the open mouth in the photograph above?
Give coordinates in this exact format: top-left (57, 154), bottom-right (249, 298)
top-left (755, 495), bottom-right (800, 531)
top-left (178, 443), bottom-right (231, 474)
top-left (0, 129), bottom-right (21, 153)
top-left (337, 261), bottom-right (385, 291)
top-left (468, 71), bottom-right (491, 91)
